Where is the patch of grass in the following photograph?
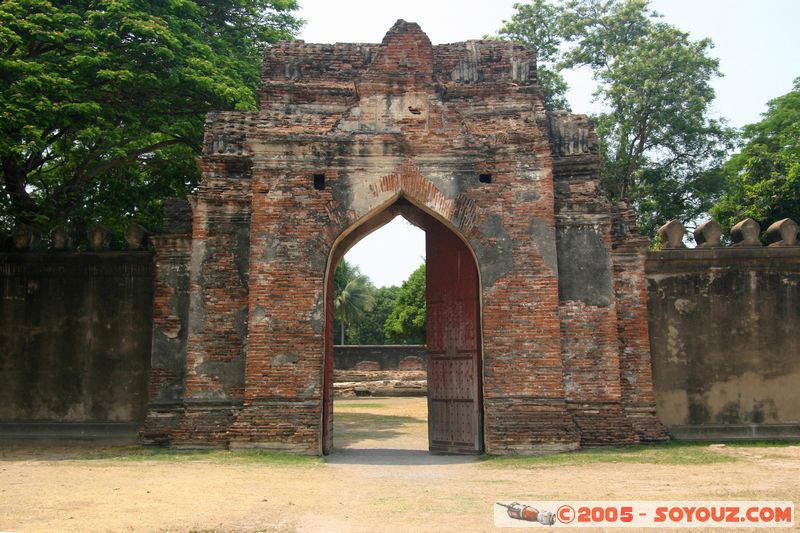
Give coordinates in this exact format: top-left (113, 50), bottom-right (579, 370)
top-left (111, 447), bottom-right (323, 466)
top-left (712, 440), bottom-right (797, 448)
top-left (335, 402), bottom-right (387, 409)
top-left (478, 442), bottom-right (740, 466)
top-left (0, 445), bottom-right (323, 465)
top-left (336, 412), bottom-right (421, 425)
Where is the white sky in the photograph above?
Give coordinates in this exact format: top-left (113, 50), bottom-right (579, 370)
top-left (297, 0), bottom-right (800, 287)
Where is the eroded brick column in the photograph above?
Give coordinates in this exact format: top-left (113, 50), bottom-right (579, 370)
top-left (556, 214), bottom-right (637, 445)
top-left (228, 168), bottom-right (332, 452)
top-left (612, 205), bottom-right (668, 441)
top-left (476, 160), bottom-right (581, 454)
top-left (550, 113), bottom-right (637, 445)
top-left (140, 199), bottom-right (192, 445)
top-left (139, 234), bottom-right (191, 444)
top-left (174, 155), bottom-right (252, 447)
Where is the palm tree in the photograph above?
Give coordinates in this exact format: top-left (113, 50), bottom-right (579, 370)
top-left (333, 260), bottom-right (375, 344)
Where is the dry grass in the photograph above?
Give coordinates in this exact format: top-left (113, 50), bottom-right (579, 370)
top-left (1, 397), bottom-right (797, 533)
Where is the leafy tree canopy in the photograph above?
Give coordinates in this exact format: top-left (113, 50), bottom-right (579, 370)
top-left (333, 260), bottom-right (375, 345)
top-left (711, 78), bottom-right (800, 232)
top-left (498, 0), bottom-right (734, 237)
top-left (384, 264), bottom-right (426, 345)
top-left (348, 285), bottom-right (400, 345)
top-left (0, 0), bottom-right (301, 238)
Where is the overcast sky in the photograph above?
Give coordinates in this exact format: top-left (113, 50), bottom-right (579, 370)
top-left (296, 0), bottom-right (800, 287)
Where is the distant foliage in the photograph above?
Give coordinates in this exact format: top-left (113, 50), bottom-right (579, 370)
top-left (0, 0), bottom-right (302, 237)
top-left (348, 285), bottom-right (400, 345)
top-left (384, 264), bottom-right (426, 345)
top-left (712, 78), bottom-right (800, 232)
top-left (334, 262), bottom-right (427, 346)
top-left (333, 260), bottom-right (375, 345)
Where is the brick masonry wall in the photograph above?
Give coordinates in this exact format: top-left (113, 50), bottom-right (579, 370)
top-left (550, 114), bottom-right (662, 445)
top-left (612, 206), bottom-right (667, 441)
top-left (143, 20), bottom-right (662, 453)
top-left (176, 163), bottom-right (252, 447)
top-left (138, 234), bottom-right (191, 444)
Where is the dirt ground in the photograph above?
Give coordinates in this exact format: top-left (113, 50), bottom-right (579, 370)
top-left (1, 397), bottom-right (798, 532)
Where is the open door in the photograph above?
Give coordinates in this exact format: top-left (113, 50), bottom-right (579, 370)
top-left (426, 221), bottom-right (483, 454)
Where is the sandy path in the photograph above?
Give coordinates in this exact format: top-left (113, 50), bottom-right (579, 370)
top-left (1, 398), bottom-right (798, 532)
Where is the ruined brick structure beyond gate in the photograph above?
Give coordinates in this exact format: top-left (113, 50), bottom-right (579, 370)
top-left (141, 21), bottom-right (668, 454)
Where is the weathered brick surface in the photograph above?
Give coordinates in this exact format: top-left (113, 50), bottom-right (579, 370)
top-left (139, 234), bottom-right (191, 445)
top-left (143, 20), bottom-right (663, 453)
top-left (550, 113), bottom-right (665, 444)
top-left (179, 162), bottom-right (252, 447)
top-left (611, 205), bottom-right (668, 441)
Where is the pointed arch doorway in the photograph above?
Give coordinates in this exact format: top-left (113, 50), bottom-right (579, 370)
top-left (323, 197), bottom-right (484, 455)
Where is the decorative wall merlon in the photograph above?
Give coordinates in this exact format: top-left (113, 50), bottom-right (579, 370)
top-left (767, 218), bottom-right (798, 247)
top-left (731, 218), bottom-right (762, 247)
top-left (658, 217), bottom-right (799, 250)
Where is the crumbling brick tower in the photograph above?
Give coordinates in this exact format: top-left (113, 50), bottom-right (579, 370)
top-left (141, 21), bottom-right (667, 454)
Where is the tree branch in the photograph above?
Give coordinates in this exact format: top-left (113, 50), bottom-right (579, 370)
top-left (1, 155), bottom-right (39, 223)
top-left (83, 138), bottom-right (189, 181)
top-left (43, 137), bottom-right (191, 219)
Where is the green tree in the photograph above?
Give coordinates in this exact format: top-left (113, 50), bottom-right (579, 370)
top-left (0, 0), bottom-right (301, 236)
top-left (497, 0), bottom-right (734, 237)
top-left (384, 264), bottom-right (426, 345)
top-left (711, 78), bottom-right (800, 232)
top-left (497, 0), bottom-right (571, 110)
top-left (333, 260), bottom-right (375, 345)
top-left (348, 285), bottom-right (400, 345)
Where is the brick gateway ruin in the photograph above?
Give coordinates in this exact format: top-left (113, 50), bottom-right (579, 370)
top-left (141, 21), bottom-right (669, 454)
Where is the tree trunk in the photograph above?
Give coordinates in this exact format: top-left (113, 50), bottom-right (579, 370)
top-left (1, 154), bottom-right (40, 225)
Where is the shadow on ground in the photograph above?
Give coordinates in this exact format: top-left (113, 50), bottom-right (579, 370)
top-left (332, 412), bottom-right (423, 446)
top-left (326, 448), bottom-right (476, 466)
top-left (329, 406), bottom-right (478, 465)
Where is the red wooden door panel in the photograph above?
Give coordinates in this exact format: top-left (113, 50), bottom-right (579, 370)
top-left (426, 221), bottom-right (482, 454)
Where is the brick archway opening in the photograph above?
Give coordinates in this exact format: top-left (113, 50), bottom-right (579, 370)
top-left (323, 195), bottom-right (484, 455)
